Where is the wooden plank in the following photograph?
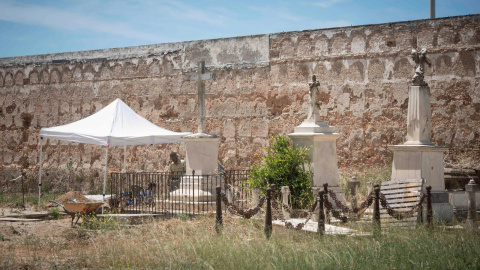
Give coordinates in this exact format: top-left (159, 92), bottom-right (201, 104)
top-left (380, 215), bottom-right (417, 219)
top-left (379, 209), bottom-right (419, 214)
top-left (0, 218), bottom-right (42, 222)
top-left (381, 179), bottom-right (423, 186)
top-left (380, 218), bottom-right (417, 223)
top-left (381, 184), bottom-right (422, 191)
top-left (387, 197), bottom-right (420, 204)
top-left (367, 179), bottom-right (424, 227)
top-left (381, 188), bottom-right (421, 195)
top-left (384, 192), bottom-right (421, 199)
top-left (381, 183), bottom-right (422, 191)
top-left (389, 202), bottom-right (420, 208)
top-left (384, 193), bottom-right (421, 199)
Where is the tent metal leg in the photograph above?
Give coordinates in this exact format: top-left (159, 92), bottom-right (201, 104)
top-left (123, 145), bottom-right (126, 173)
top-left (38, 139), bottom-right (43, 209)
top-left (102, 145), bottom-right (109, 214)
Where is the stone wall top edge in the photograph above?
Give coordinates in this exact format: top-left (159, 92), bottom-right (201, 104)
top-left (0, 33), bottom-right (270, 67)
top-left (269, 14), bottom-right (480, 38)
top-left (0, 14), bottom-right (478, 68)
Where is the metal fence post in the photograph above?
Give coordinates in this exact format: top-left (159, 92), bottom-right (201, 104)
top-left (318, 190), bottom-right (325, 235)
top-left (216, 186), bottom-right (223, 234)
top-left (373, 184), bottom-right (381, 236)
top-left (265, 187), bottom-right (272, 239)
top-left (465, 180), bottom-right (478, 230)
top-left (426, 186), bottom-right (432, 228)
top-left (21, 170), bottom-right (26, 210)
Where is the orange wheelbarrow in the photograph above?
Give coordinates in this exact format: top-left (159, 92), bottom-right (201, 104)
top-left (50, 200), bottom-right (103, 227)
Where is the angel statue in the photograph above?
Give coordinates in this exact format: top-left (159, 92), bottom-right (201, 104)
top-left (411, 48), bottom-right (431, 86)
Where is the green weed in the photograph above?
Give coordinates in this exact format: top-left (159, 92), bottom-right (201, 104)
top-left (177, 213), bottom-right (189, 220)
top-left (48, 208), bottom-right (62, 219)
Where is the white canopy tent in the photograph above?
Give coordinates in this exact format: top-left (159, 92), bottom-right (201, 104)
top-left (38, 98), bottom-right (191, 211)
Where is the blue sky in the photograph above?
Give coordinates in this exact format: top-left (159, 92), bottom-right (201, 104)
top-left (0, 0), bottom-right (479, 58)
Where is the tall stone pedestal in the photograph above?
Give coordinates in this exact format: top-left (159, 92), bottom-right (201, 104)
top-left (390, 85), bottom-right (452, 222)
top-left (405, 86), bottom-right (433, 145)
top-left (170, 133), bottom-right (222, 202)
top-left (288, 117), bottom-right (345, 206)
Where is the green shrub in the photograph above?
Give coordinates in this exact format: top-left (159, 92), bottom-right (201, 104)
top-left (80, 212), bottom-right (124, 231)
top-left (247, 135), bottom-right (313, 208)
top-left (48, 208), bottom-right (62, 219)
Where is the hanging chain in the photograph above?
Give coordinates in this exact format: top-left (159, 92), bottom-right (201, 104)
top-left (323, 195), bottom-right (348, 223)
top-left (221, 193), bottom-right (266, 219)
top-left (327, 190), bottom-right (350, 214)
top-left (270, 189), bottom-right (319, 230)
top-left (379, 193), bottom-right (425, 220)
top-left (354, 193), bottom-right (374, 217)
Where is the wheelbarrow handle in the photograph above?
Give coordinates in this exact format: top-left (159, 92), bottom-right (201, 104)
top-left (49, 200), bottom-right (67, 212)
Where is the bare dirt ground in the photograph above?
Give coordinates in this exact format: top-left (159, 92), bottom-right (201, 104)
top-left (0, 191), bottom-right (98, 242)
top-left (0, 210), bottom-right (72, 241)
top-left (0, 207), bottom-right (83, 269)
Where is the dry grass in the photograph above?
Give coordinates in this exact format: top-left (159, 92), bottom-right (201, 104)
top-left (339, 164), bottom-right (392, 201)
top-left (1, 214), bottom-right (479, 269)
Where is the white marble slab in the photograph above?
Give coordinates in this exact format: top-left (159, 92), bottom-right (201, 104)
top-left (273, 218), bottom-right (362, 235)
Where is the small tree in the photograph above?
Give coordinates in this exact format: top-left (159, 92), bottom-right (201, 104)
top-left (247, 135), bottom-right (313, 208)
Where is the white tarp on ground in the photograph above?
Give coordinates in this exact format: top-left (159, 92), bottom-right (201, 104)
top-left (40, 98), bottom-right (191, 145)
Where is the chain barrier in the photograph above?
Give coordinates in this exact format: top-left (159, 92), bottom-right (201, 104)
top-left (269, 188), bottom-right (375, 226)
top-left (327, 190), bottom-right (350, 214)
top-left (323, 195), bottom-right (348, 223)
top-left (271, 195), bottom-right (318, 230)
top-left (354, 193), bottom-right (374, 217)
top-left (268, 189), bottom-right (320, 230)
top-left (325, 189), bottom-right (374, 219)
top-left (221, 193), bottom-right (266, 219)
top-left (379, 193), bottom-right (425, 220)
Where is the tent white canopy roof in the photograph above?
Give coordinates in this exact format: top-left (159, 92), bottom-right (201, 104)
top-left (40, 98), bottom-right (191, 145)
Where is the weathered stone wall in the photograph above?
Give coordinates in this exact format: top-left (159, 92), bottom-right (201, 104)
top-left (1, 15), bottom-right (479, 186)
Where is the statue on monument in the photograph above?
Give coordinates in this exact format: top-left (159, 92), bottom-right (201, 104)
top-left (411, 48), bottom-right (431, 86)
top-left (308, 75), bottom-right (320, 120)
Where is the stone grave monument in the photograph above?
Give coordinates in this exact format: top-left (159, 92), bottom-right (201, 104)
top-left (389, 48), bottom-right (453, 222)
top-left (169, 61), bottom-right (222, 204)
top-left (288, 75), bottom-right (345, 208)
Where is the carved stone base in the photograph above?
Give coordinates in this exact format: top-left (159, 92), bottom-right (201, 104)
top-left (390, 144), bottom-right (448, 192)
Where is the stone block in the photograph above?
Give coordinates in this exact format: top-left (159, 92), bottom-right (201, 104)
top-left (448, 191), bottom-right (480, 211)
top-left (251, 119), bottom-right (269, 138)
top-left (417, 28), bottom-right (435, 49)
top-left (350, 36), bottom-right (366, 54)
top-left (390, 145), bottom-right (448, 192)
top-left (3, 151), bottom-right (12, 165)
top-left (330, 33), bottom-right (348, 55)
top-left (222, 119), bottom-right (236, 140)
top-left (422, 203), bottom-right (454, 223)
top-left (437, 25), bottom-right (456, 46)
top-left (237, 120), bottom-right (251, 137)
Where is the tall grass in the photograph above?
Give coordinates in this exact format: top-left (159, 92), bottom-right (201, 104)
top-left (340, 164), bottom-right (392, 200)
top-left (1, 215), bottom-right (478, 269)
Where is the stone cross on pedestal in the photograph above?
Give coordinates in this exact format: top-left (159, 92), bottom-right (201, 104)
top-left (308, 75), bottom-right (320, 120)
top-left (188, 61), bottom-right (217, 133)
